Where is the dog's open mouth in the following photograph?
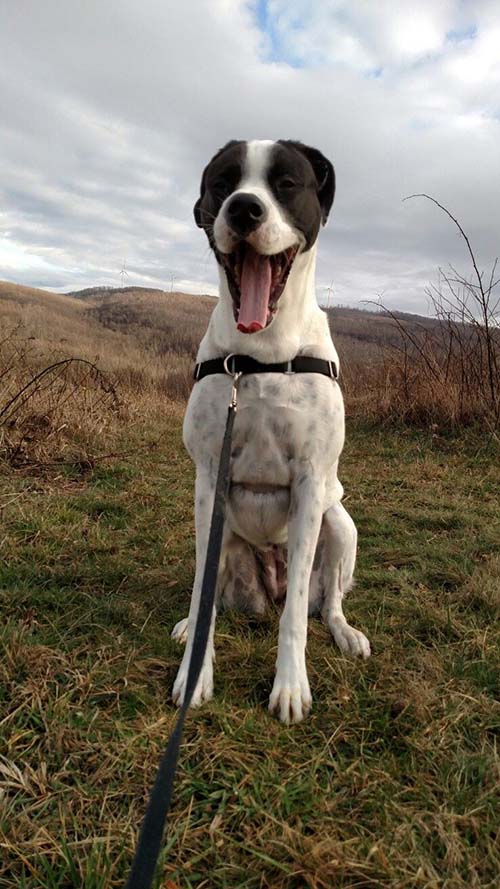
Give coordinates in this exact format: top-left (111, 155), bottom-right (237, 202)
top-left (219, 242), bottom-right (298, 334)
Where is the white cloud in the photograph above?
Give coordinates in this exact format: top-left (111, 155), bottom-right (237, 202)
top-left (0, 0), bottom-right (498, 313)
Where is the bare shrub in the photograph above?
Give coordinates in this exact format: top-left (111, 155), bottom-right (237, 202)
top-left (339, 197), bottom-right (499, 431)
top-left (0, 326), bottom-right (121, 469)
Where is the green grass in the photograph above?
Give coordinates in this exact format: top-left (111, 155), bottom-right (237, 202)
top-left (1, 415), bottom-right (499, 888)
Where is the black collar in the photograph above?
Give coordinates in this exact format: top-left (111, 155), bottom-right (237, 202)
top-left (194, 354), bottom-right (338, 381)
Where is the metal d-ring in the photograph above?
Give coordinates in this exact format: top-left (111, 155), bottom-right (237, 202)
top-left (223, 353), bottom-right (236, 376)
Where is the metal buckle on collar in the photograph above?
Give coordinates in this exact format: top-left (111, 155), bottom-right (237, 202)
top-left (328, 360), bottom-right (338, 380)
top-left (285, 360), bottom-right (294, 374)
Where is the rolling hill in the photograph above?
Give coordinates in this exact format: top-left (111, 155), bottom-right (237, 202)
top-left (1, 278), bottom-right (446, 365)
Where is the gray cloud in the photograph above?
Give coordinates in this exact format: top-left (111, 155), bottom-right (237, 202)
top-left (0, 0), bottom-right (498, 313)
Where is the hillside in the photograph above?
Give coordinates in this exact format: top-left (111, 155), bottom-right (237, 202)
top-left (1, 278), bottom-right (447, 369)
top-left (326, 304), bottom-right (440, 350)
top-left (83, 287), bottom-right (216, 358)
top-left (0, 279), bottom-right (128, 360)
top-left (2, 278), bottom-right (497, 434)
top-left (0, 281), bottom-right (213, 399)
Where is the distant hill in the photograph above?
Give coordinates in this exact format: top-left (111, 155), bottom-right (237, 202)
top-left (0, 279), bottom-right (138, 369)
top-left (66, 285), bottom-right (215, 302)
top-left (65, 285), bottom-right (110, 299)
top-left (83, 288), bottom-right (216, 357)
top-left (1, 278), bottom-right (449, 371)
top-left (61, 282), bottom-right (447, 359)
top-left (325, 304), bottom-right (443, 358)
top-left (0, 279), bottom-right (88, 311)
top-left (66, 285), bottom-right (168, 300)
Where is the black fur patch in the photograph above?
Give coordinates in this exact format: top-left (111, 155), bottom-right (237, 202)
top-left (194, 140), bottom-right (245, 245)
top-left (271, 141), bottom-right (335, 249)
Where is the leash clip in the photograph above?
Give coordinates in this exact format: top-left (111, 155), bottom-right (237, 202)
top-left (230, 372), bottom-right (242, 409)
top-left (223, 354), bottom-right (242, 409)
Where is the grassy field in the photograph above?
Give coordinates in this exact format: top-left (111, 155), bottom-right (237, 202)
top-left (1, 408), bottom-right (499, 888)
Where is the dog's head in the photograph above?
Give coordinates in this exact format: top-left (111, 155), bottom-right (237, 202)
top-left (194, 140), bottom-right (335, 334)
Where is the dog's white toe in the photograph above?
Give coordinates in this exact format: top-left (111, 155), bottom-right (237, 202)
top-left (330, 617), bottom-right (371, 658)
top-left (269, 669), bottom-right (312, 724)
top-left (171, 617), bottom-right (189, 644)
top-left (172, 654), bottom-right (214, 708)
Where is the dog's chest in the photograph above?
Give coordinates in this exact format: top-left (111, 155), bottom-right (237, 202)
top-left (184, 372), bottom-right (344, 484)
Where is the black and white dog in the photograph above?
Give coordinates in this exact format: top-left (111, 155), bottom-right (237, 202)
top-left (172, 140), bottom-right (370, 724)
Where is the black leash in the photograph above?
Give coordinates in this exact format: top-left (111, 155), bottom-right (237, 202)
top-left (124, 354), bottom-right (338, 888)
top-left (124, 375), bottom-right (241, 889)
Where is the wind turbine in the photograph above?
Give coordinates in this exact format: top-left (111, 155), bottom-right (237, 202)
top-left (119, 259), bottom-right (130, 288)
top-left (323, 280), bottom-right (334, 309)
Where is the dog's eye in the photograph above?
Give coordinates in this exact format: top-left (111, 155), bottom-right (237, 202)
top-left (277, 177), bottom-right (298, 190)
top-left (212, 179), bottom-right (232, 198)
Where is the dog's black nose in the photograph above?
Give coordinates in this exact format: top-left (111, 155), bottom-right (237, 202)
top-left (225, 192), bottom-right (267, 236)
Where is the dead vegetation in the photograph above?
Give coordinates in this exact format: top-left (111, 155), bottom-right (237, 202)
top-left (0, 286), bottom-right (202, 469)
top-left (338, 198), bottom-right (499, 431)
top-left (0, 326), bottom-right (121, 471)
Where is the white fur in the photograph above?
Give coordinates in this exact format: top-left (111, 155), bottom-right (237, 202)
top-left (172, 140), bottom-right (370, 724)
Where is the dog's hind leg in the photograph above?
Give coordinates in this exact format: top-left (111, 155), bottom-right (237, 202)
top-left (320, 502), bottom-right (371, 658)
top-left (171, 532), bottom-right (267, 645)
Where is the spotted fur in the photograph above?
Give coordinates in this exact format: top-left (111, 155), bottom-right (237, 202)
top-left (172, 140), bottom-right (370, 724)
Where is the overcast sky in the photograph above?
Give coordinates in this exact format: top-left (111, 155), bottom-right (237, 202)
top-left (1, 0), bottom-right (499, 314)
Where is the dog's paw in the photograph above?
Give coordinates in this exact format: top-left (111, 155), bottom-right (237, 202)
top-left (171, 617), bottom-right (189, 644)
top-left (269, 667), bottom-right (312, 724)
top-left (330, 618), bottom-right (371, 659)
top-left (172, 653), bottom-right (214, 709)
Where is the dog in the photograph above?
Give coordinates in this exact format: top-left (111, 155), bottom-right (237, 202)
top-left (171, 139), bottom-right (370, 724)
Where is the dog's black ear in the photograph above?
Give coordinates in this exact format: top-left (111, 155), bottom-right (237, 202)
top-left (281, 141), bottom-right (335, 225)
top-left (194, 140), bottom-right (240, 228)
top-left (193, 194), bottom-right (205, 228)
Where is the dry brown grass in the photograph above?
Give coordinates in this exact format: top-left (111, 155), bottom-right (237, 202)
top-left (0, 282), bottom-right (199, 401)
top-left (0, 282), bottom-right (203, 468)
top-left (339, 328), bottom-right (500, 430)
top-left (86, 287), bottom-right (214, 358)
top-left (1, 274), bottom-right (499, 475)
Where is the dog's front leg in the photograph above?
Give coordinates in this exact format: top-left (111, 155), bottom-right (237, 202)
top-left (172, 468), bottom-right (219, 709)
top-left (269, 471), bottom-right (324, 724)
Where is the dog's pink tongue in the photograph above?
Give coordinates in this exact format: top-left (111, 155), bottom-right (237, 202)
top-left (237, 247), bottom-right (272, 334)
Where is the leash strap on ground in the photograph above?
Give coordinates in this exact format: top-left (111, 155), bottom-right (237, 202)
top-left (124, 397), bottom-right (238, 889)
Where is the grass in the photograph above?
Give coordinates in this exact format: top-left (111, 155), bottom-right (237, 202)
top-left (0, 414), bottom-right (499, 888)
